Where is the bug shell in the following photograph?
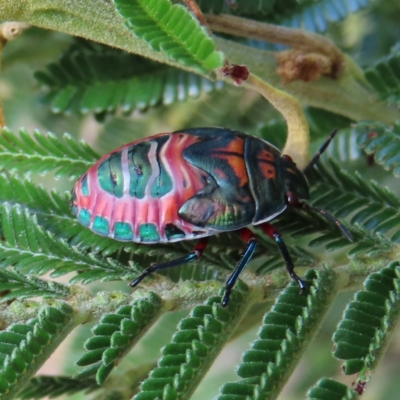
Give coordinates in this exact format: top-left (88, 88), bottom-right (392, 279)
top-left (71, 128), bottom-right (310, 243)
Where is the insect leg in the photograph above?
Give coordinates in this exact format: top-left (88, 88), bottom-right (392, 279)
top-left (258, 223), bottom-right (306, 291)
top-left (303, 128), bottom-right (338, 174)
top-left (222, 228), bottom-right (257, 307)
top-left (130, 238), bottom-right (209, 288)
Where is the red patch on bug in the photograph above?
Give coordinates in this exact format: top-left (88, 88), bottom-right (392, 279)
top-left (258, 149), bottom-right (276, 179)
top-left (211, 136), bottom-right (249, 187)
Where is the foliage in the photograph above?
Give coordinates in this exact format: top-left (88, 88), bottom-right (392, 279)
top-left (114, 0), bottom-right (224, 71)
top-left (35, 39), bottom-right (224, 118)
top-left (0, 0), bottom-right (400, 400)
top-left (197, 0), bottom-right (371, 33)
top-left (216, 269), bottom-right (338, 400)
top-left (365, 43), bottom-right (400, 107)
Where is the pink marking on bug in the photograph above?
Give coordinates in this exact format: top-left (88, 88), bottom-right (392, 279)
top-left (73, 132), bottom-right (214, 243)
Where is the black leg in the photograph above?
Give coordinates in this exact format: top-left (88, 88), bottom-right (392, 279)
top-left (130, 238), bottom-right (208, 287)
top-left (304, 128), bottom-right (338, 173)
top-left (258, 223), bottom-right (306, 291)
top-left (222, 228), bottom-right (257, 307)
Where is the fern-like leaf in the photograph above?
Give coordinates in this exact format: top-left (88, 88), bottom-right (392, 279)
top-left (353, 121), bottom-right (400, 176)
top-left (35, 40), bottom-right (223, 116)
top-left (333, 262), bottom-right (400, 383)
top-left (114, 0), bottom-right (224, 71)
top-left (365, 43), bottom-right (400, 106)
top-left (304, 159), bottom-right (400, 249)
top-left (0, 172), bottom-right (70, 216)
top-left (216, 269), bottom-right (336, 400)
top-left (75, 292), bottom-right (162, 384)
top-left (198, 0), bottom-right (371, 33)
top-left (271, 0), bottom-right (371, 33)
top-left (19, 376), bottom-right (98, 399)
top-left (134, 282), bottom-right (250, 400)
top-left (0, 303), bottom-right (74, 397)
top-left (0, 269), bottom-right (69, 301)
top-left (0, 203), bottom-right (140, 284)
top-left (0, 128), bottom-right (98, 180)
top-left (307, 378), bottom-right (359, 400)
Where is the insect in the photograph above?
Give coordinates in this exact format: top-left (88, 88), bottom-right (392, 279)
top-left (71, 127), bottom-right (352, 306)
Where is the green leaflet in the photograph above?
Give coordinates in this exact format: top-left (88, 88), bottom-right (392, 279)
top-left (35, 40), bottom-right (223, 116)
top-left (75, 292), bottom-right (162, 384)
top-left (0, 269), bottom-right (69, 301)
top-left (0, 203), bottom-right (140, 284)
top-left (306, 159), bottom-right (399, 249)
top-left (0, 303), bottom-right (75, 398)
top-left (354, 121), bottom-right (400, 177)
top-left (197, 0), bottom-right (372, 33)
top-left (18, 376), bottom-right (99, 399)
top-left (307, 378), bottom-right (359, 400)
top-left (134, 282), bottom-right (250, 400)
top-left (365, 43), bottom-right (400, 106)
top-left (216, 269), bottom-right (336, 400)
top-left (333, 262), bottom-right (400, 380)
top-left (0, 127), bottom-right (99, 180)
top-left (114, 0), bottom-right (224, 71)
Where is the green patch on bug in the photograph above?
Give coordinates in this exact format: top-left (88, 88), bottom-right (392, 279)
top-left (78, 209), bottom-right (91, 226)
top-left (139, 223), bottom-right (160, 242)
top-left (81, 173), bottom-right (90, 196)
top-left (92, 216), bottom-right (109, 236)
top-left (114, 222), bottom-right (133, 241)
top-left (152, 162), bottom-right (173, 198)
top-left (98, 151), bottom-right (124, 198)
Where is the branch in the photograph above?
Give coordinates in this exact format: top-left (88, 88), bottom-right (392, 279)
top-left (246, 73), bottom-right (309, 168)
top-left (206, 13), bottom-right (344, 65)
top-left (217, 37), bottom-right (400, 124)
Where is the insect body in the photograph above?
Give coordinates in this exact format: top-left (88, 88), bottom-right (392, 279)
top-left (72, 127), bottom-right (351, 306)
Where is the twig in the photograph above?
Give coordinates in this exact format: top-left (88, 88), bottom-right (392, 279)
top-left (246, 73), bottom-right (309, 169)
top-left (205, 13), bottom-right (344, 65)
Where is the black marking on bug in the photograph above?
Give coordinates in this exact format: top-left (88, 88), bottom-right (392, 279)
top-left (151, 136), bottom-right (173, 198)
top-left (165, 223), bottom-right (185, 240)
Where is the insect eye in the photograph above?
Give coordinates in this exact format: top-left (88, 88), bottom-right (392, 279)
top-left (282, 154), bottom-right (293, 162)
top-left (286, 191), bottom-right (299, 206)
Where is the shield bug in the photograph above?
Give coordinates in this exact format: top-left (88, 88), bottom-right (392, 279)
top-left (71, 127), bottom-right (351, 306)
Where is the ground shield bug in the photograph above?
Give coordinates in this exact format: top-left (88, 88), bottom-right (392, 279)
top-left (71, 127), bottom-right (351, 306)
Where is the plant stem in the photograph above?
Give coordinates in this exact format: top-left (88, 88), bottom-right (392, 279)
top-left (218, 37), bottom-right (400, 124)
top-left (206, 13), bottom-right (344, 65)
top-left (247, 73), bottom-right (310, 168)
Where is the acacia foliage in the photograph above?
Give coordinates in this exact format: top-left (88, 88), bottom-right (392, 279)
top-left (1, 0), bottom-right (400, 399)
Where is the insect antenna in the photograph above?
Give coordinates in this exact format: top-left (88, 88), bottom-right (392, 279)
top-left (304, 128), bottom-right (338, 174)
top-left (301, 202), bottom-right (353, 242)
